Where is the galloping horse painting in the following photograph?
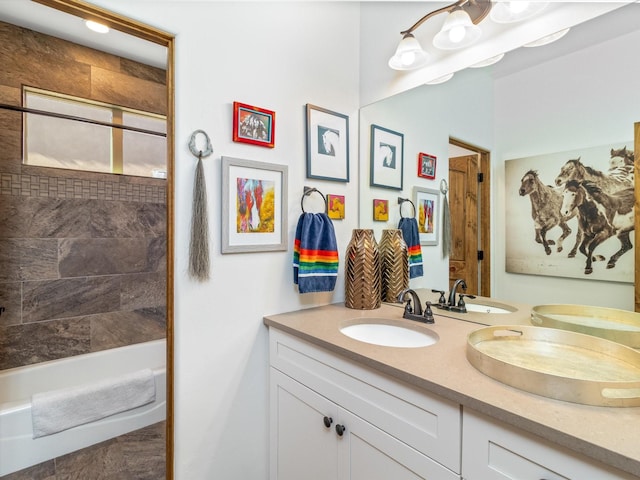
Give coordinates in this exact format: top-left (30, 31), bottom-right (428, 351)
top-left (505, 141), bottom-right (634, 283)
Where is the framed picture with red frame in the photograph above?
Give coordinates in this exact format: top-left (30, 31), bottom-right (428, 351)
top-left (417, 152), bottom-right (436, 179)
top-left (232, 101), bottom-right (275, 148)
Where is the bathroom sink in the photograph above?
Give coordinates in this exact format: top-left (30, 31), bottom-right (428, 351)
top-left (465, 302), bottom-right (515, 314)
top-left (340, 318), bottom-right (439, 348)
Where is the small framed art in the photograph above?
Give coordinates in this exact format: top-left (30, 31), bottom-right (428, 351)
top-left (305, 104), bottom-right (350, 182)
top-left (418, 152), bottom-right (437, 179)
top-left (232, 102), bottom-right (275, 148)
top-left (221, 156), bottom-right (288, 253)
top-left (370, 124), bottom-right (404, 190)
top-left (373, 199), bottom-right (389, 221)
top-left (413, 186), bottom-right (439, 246)
top-left (327, 194), bottom-right (345, 220)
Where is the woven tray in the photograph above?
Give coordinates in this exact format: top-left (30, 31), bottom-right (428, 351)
top-left (531, 304), bottom-right (640, 348)
top-left (467, 325), bottom-right (640, 407)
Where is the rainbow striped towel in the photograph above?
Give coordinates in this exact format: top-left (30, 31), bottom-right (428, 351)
top-left (398, 217), bottom-right (423, 278)
top-left (293, 213), bottom-right (339, 293)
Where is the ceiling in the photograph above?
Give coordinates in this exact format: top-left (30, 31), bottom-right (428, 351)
top-left (0, 0), bottom-right (167, 68)
top-left (0, 1), bottom-right (637, 81)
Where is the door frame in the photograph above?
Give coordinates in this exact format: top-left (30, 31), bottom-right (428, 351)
top-left (449, 137), bottom-right (491, 298)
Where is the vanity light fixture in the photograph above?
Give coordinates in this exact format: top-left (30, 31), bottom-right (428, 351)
top-left (490, 1), bottom-right (548, 24)
top-left (388, 0), bottom-right (492, 71)
top-left (388, 33), bottom-right (430, 70)
top-left (85, 20), bottom-right (109, 34)
top-left (388, 0), bottom-right (548, 71)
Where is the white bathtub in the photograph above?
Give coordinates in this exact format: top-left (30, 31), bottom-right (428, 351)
top-left (0, 340), bottom-right (166, 477)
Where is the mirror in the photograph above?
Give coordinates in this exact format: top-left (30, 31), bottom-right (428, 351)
top-left (0, 0), bottom-right (174, 478)
top-left (358, 4), bottom-right (638, 310)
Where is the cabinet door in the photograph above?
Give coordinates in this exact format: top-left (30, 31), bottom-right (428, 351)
top-left (270, 369), bottom-right (339, 480)
top-left (462, 409), bottom-right (636, 480)
top-left (338, 409), bottom-right (459, 480)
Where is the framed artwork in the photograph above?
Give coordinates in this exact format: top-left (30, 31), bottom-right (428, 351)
top-left (373, 199), bottom-right (389, 221)
top-left (370, 124), bottom-right (404, 190)
top-left (232, 101), bottom-right (275, 148)
top-left (505, 141), bottom-right (634, 282)
top-left (305, 104), bottom-right (350, 182)
top-left (414, 186), bottom-right (439, 246)
top-left (418, 152), bottom-right (437, 179)
top-left (221, 156), bottom-right (288, 253)
top-left (327, 194), bottom-right (345, 220)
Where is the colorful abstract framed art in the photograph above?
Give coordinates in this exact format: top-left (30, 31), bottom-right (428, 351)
top-left (221, 156), bottom-right (288, 253)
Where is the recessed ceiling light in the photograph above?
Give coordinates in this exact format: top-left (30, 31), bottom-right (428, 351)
top-left (524, 27), bottom-right (570, 48)
top-left (85, 20), bottom-right (109, 34)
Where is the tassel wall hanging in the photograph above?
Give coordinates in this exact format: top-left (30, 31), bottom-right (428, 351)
top-left (188, 130), bottom-right (213, 281)
top-left (441, 179), bottom-right (452, 258)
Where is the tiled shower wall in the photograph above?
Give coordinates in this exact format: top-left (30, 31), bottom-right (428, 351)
top-left (0, 21), bottom-right (168, 371)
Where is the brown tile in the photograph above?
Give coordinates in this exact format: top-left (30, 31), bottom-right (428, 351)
top-left (0, 459), bottom-right (56, 480)
top-left (91, 308), bottom-right (166, 352)
top-left (0, 317), bottom-right (90, 369)
top-left (91, 66), bottom-right (167, 115)
top-left (90, 201), bottom-right (166, 238)
top-left (0, 282), bottom-right (21, 326)
top-left (120, 58), bottom-right (166, 87)
top-left (53, 422), bottom-right (165, 480)
top-left (58, 238), bottom-right (152, 277)
top-left (118, 422), bottom-right (166, 479)
top-left (22, 277), bottom-right (121, 323)
top-left (54, 438), bottom-right (126, 480)
top-left (0, 196), bottom-right (93, 239)
top-left (120, 272), bottom-right (166, 311)
top-left (0, 239), bottom-right (58, 282)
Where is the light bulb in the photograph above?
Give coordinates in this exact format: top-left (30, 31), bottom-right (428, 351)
top-left (448, 25), bottom-right (466, 44)
top-left (400, 51), bottom-right (416, 66)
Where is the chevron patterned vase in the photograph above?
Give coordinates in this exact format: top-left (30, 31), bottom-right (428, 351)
top-left (379, 229), bottom-right (409, 303)
top-left (345, 229), bottom-right (381, 310)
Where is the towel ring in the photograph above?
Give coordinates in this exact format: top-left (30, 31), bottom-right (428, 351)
top-left (398, 197), bottom-right (416, 219)
top-left (440, 179), bottom-right (449, 195)
top-left (301, 187), bottom-right (328, 213)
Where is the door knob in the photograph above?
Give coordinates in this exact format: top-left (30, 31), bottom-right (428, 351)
top-left (323, 416), bottom-right (333, 428)
top-left (335, 424), bottom-right (346, 436)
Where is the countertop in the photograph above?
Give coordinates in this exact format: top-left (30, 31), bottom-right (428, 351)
top-left (263, 300), bottom-right (640, 478)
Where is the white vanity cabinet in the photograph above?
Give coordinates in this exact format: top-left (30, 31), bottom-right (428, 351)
top-left (462, 409), bottom-right (637, 480)
top-left (269, 329), bottom-right (461, 480)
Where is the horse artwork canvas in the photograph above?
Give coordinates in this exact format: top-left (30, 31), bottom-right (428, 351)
top-left (505, 141), bottom-right (634, 283)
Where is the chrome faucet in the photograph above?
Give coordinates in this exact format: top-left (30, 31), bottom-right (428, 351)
top-left (448, 279), bottom-right (467, 308)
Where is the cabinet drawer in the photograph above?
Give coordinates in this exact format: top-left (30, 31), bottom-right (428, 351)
top-left (462, 409), bottom-right (636, 480)
top-left (270, 329), bottom-right (461, 473)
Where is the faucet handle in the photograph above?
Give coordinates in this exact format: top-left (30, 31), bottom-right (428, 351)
top-left (457, 294), bottom-right (476, 308)
top-left (423, 301), bottom-right (435, 324)
top-left (431, 289), bottom-right (446, 305)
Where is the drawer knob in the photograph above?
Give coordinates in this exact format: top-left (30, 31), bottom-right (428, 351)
top-left (335, 424), bottom-right (346, 436)
top-left (323, 416), bottom-right (333, 428)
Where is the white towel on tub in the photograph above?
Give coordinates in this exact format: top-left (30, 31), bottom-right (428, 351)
top-left (31, 368), bottom-right (156, 439)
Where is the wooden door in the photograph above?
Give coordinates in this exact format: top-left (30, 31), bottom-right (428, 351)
top-left (449, 155), bottom-right (479, 295)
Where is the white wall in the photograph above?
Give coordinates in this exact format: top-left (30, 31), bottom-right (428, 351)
top-left (88, 2), bottom-right (360, 478)
top-left (493, 28), bottom-right (640, 310)
top-left (359, 68), bottom-right (494, 293)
